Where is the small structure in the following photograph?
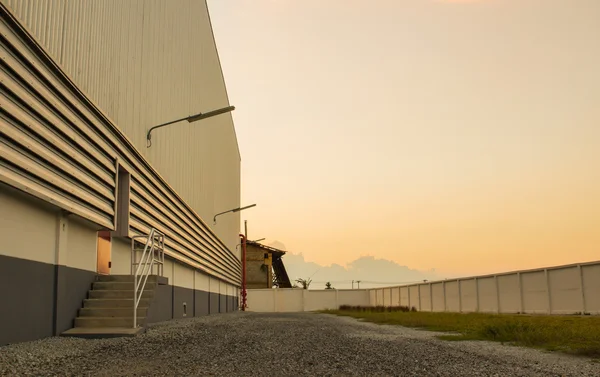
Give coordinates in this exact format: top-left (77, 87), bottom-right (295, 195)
top-left (246, 242), bottom-right (292, 289)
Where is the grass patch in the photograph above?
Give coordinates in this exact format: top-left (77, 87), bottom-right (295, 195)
top-left (323, 308), bottom-right (600, 357)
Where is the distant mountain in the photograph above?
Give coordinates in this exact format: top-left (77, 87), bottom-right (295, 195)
top-left (267, 241), bottom-right (441, 290)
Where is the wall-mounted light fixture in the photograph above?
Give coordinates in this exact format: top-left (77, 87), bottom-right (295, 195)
top-left (146, 105), bottom-right (235, 147)
top-left (213, 204), bottom-right (256, 225)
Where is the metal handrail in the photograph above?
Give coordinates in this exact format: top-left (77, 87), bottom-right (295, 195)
top-left (131, 229), bottom-right (165, 328)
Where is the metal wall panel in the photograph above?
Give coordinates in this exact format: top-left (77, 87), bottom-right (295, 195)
top-left (1, 0), bottom-right (241, 255)
top-left (0, 4), bottom-right (240, 285)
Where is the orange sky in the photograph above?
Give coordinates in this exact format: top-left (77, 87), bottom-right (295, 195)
top-left (208, 0), bottom-right (600, 277)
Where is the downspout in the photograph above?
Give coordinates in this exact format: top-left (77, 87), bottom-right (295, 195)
top-left (239, 233), bottom-right (247, 311)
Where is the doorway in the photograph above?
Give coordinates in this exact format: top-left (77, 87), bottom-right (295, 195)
top-left (97, 230), bottom-right (111, 275)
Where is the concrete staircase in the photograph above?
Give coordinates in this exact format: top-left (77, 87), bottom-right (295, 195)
top-left (61, 275), bottom-right (161, 338)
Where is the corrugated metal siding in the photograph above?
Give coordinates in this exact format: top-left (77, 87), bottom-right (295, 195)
top-left (0, 3), bottom-right (241, 285)
top-left (2, 0), bottom-right (66, 62)
top-left (1, 0), bottom-right (241, 254)
top-left (0, 29), bottom-right (116, 227)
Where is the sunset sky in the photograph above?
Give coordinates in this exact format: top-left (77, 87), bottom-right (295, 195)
top-left (207, 0), bottom-right (600, 277)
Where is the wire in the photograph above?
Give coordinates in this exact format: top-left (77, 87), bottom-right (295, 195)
top-left (310, 280), bottom-right (426, 285)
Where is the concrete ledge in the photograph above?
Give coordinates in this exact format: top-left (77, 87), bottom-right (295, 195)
top-left (61, 327), bottom-right (145, 339)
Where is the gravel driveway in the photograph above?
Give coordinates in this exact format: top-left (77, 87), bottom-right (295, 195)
top-left (1, 312), bottom-right (598, 376)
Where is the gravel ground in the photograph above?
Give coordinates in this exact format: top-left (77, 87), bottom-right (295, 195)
top-left (1, 312), bottom-right (599, 376)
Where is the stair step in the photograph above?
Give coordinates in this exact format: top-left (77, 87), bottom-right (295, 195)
top-left (95, 275), bottom-right (168, 285)
top-left (89, 290), bottom-right (154, 299)
top-left (61, 327), bottom-right (145, 339)
top-left (92, 281), bottom-right (157, 291)
top-left (74, 317), bottom-right (145, 328)
top-left (83, 298), bottom-right (150, 308)
top-left (78, 307), bottom-right (148, 317)
top-left (96, 275), bottom-right (161, 282)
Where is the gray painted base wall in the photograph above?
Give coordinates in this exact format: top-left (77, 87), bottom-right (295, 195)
top-left (209, 293), bottom-right (220, 314)
top-left (0, 255), bottom-right (96, 346)
top-left (194, 291), bottom-right (210, 316)
top-left (0, 255), bottom-right (239, 346)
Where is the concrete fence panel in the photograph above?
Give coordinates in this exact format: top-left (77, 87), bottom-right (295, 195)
top-left (419, 284), bottom-right (432, 312)
top-left (338, 290), bottom-right (370, 307)
top-left (521, 271), bottom-right (548, 314)
top-left (304, 290), bottom-right (336, 311)
top-left (276, 289), bottom-right (304, 312)
top-left (445, 281), bottom-right (460, 312)
top-left (369, 289), bottom-right (377, 306)
top-left (549, 267), bottom-right (582, 314)
top-left (391, 287), bottom-right (401, 307)
top-left (409, 286), bottom-right (420, 310)
top-left (400, 287), bottom-right (409, 307)
top-left (376, 289), bottom-right (384, 306)
top-left (477, 277), bottom-right (498, 313)
top-left (431, 283), bottom-right (445, 312)
top-left (498, 274), bottom-right (520, 313)
top-left (247, 289), bottom-right (276, 312)
top-left (582, 264), bottom-right (600, 314)
top-left (383, 288), bottom-right (392, 307)
top-left (460, 279), bottom-right (477, 313)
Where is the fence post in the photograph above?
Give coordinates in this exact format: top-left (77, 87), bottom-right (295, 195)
top-left (302, 289), bottom-right (306, 312)
top-left (495, 275), bottom-right (501, 314)
top-left (517, 272), bottom-right (524, 314)
top-left (457, 279), bottom-right (462, 313)
top-left (578, 265), bottom-right (587, 315)
top-left (442, 281), bottom-right (447, 312)
top-left (545, 269), bottom-right (552, 314)
top-left (335, 289), bottom-right (339, 310)
top-left (429, 283), bottom-right (433, 312)
top-left (407, 286), bottom-right (411, 309)
top-left (474, 278), bottom-right (479, 313)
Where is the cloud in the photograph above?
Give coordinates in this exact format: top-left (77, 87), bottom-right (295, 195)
top-left (269, 241), bottom-right (441, 290)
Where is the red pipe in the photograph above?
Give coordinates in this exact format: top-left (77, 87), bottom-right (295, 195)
top-left (239, 233), bottom-right (247, 311)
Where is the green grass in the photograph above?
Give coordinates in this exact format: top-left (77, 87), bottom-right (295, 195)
top-left (323, 308), bottom-right (600, 357)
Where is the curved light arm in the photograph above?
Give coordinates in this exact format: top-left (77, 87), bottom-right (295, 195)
top-left (146, 105), bottom-right (235, 147)
top-left (213, 204), bottom-right (256, 224)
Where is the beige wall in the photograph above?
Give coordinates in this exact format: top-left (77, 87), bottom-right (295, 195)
top-left (1, 0), bottom-right (241, 255)
top-left (65, 217), bottom-right (98, 272)
top-left (0, 186), bottom-right (58, 265)
top-left (246, 289), bottom-right (370, 313)
top-left (368, 261), bottom-right (600, 315)
top-left (195, 271), bottom-right (210, 292)
top-left (111, 238), bottom-right (132, 275)
top-left (0, 185), bottom-right (102, 274)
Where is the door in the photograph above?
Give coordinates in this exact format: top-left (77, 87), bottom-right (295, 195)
top-left (97, 230), bottom-right (111, 275)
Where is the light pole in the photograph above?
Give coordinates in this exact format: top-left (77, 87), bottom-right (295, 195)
top-left (356, 280), bottom-right (361, 289)
top-left (146, 105), bottom-right (235, 147)
top-left (213, 204), bottom-right (256, 225)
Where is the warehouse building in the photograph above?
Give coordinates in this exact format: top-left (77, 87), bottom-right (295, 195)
top-left (0, 1), bottom-right (242, 345)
